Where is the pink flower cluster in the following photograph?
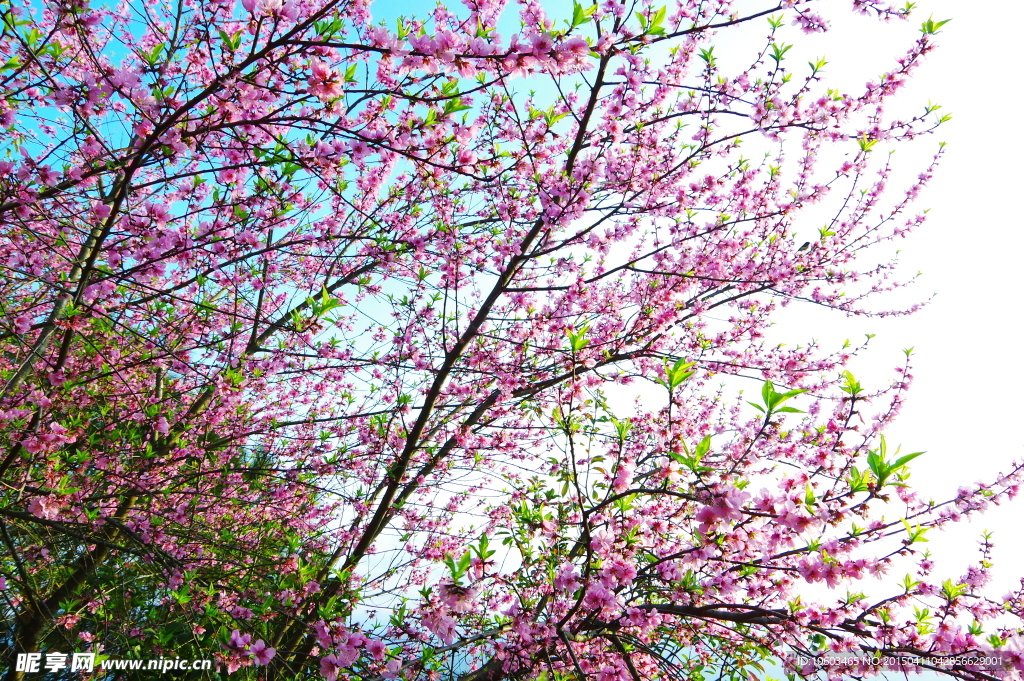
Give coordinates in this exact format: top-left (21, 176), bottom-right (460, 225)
top-left (695, 486), bottom-right (750, 534)
top-left (315, 621), bottom-right (387, 679)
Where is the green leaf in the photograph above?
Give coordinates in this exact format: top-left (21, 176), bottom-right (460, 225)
top-left (857, 133), bottom-right (879, 152)
top-left (216, 30), bottom-right (242, 51)
top-left (145, 43), bottom-right (165, 66)
top-left (444, 98), bottom-right (472, 115)
top-left (892, 451), bottom-right (925, 469)
top-left (759, 380), bottom-right (808, 414)
top-left (612, 416), bottom-right (632, 440)
top-left (920, 16), bottom-right (951, 34)
top-left (570, 1), bottom-right (596, 28)
top-left (770, 43), bottom-right (793, 64)
top-left (839, 370), bottom-right (862, 396)
top-left (866, 449), bottom-right (883, 479)
top-left (941, 579), bottom-right (967, 600)
top-left (566, 325), bottom-right (591, 352)
top-left (902, 518), bottom-right (929, 544)
top-left (848, 467), bottom-right (869, 493)
top-left (663, 358), bottom-right (696, 389)
top-left (542, 107), bottom-right (568, 127)
top-left (649, 5), bottom-right (667, 35)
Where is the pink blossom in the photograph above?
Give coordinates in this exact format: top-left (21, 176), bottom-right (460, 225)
top-left (365, 638), bottom-right (386, 661)
top-left (526, 32), bottom-right (555, 57)
top-left (228, 630), bottom-right (251, 650)
top-left (249, 640), bottom-right (276, 665)
top-left (612, 461), bottom-right (635, 493)
top-left (309, 61), bottom-right (343, 100)
top-left (696, 487), bottom-right (750, 533)
top-left (793, 11), bottom-right (829, 34)
top-left (1002, 636), bottom-right (1024, 672)
top-left (382, 659), bottom-right (402, 680)
top-left (582, 583), bottom-right (622, 616)
top-left (217, 168), bottom-right (241, 184)
top-left (319, 654), bottom-right (341, 681)
top-left (776, 501), bottom-right (816, 533)
top-left (108, 68), bottom-right (141, 89)
top-left (259, 0), bottom-right (297, 20)
top-left (422, 609), bottom-right (457, 644)
top-left (601, 557), bottom-right (637, 587)
top-left (438, 582), bottom-right (478, 613)
top-left (557, 36), bottom-right (590, 56)
top-left (453, 124), bottom-right (478, 143)
top-left (334, 642), bottom-right (359, 667)
top-left (28, 496), bottom-right (61, 520)
top-left (554, 562), bottom-right (580, 593)
top-left (154, 416), bottom-right (170, 435)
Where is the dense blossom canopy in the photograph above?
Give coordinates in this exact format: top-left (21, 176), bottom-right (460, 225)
top-left (1, 0), bottom-right (1022, 679)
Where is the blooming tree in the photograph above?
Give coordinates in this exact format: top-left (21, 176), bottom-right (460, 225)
top-left (0, 0), bottom-right (1021, 679)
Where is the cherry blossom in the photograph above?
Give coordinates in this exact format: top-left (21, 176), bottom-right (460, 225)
top-left (1, 0), bottom-right (1020, 679)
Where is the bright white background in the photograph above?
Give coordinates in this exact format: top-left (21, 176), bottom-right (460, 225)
top-left (765, 0), bottom-right (1024, 592)
top-left (874, 0), bottom-right (1024, 590)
